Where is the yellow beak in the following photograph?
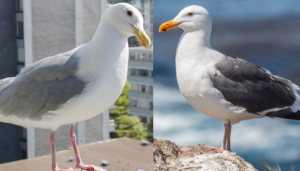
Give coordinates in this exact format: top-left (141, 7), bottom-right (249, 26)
top-left (159, 19), bottom-right (183, 32)
top-left (131, 25), bottom-right (151, 48)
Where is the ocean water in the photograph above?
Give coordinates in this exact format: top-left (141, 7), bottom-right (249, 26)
top-left (153, 0), bottom-right (300, 170)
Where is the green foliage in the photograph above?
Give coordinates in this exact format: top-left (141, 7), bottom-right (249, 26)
top-left (146, 115), bottom-right (153, 142)
top-left (110, 79), bottom-right (147, 140)
top-left (111, 115), bottom-right (147, 140)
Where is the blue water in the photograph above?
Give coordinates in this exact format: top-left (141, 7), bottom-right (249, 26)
top-left (153, 0), bottom-right (300, 170)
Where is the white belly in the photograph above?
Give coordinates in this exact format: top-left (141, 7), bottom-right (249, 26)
top-left (176, 61), bottom-right (261, 124)
top-left (0, 59), bottom-right (128, 130)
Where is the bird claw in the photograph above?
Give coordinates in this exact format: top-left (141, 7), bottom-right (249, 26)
top-left (54, 168), bottom-right (81, 171)
top-left (200, 145), bottom-right (224, 153)
top-left (76, 164), bottom-right (106, 171)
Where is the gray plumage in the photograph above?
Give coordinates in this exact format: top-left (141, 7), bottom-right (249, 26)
top-left (210, 56), bottom-right (297, 115)
top-left (0, 49), bottom-right (86, 120)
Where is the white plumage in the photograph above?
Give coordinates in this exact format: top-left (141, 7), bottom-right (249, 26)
top-left (0, 3), bottom-right (150, 171)
top-left (160, 5), bottom-right (300, 152)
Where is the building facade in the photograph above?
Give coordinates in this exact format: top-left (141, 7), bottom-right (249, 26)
top-left (0, 0), bottom-right (115, 163)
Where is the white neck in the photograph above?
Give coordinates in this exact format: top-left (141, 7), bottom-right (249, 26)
top-left (176, 29), bottom-right (224, 65)
top-left (76, 19), bottom-right (129, 78)
top-left (88, 19), bottom-right (127, 58)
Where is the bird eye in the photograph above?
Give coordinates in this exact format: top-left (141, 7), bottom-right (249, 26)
top-left (127, 10), bottom-right (133, 17)
top-left (187, 12), bottom-right (193, 16)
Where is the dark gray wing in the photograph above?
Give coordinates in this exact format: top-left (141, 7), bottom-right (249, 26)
top-left (0, 49), bottom-right (86, 120)
top-left (210, 56), bottom-right (297, 115)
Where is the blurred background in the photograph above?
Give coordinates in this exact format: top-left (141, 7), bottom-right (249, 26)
top-left (153, 0), bottom-right (300, 170)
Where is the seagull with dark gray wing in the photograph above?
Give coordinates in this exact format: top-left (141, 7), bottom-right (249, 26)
top-left (159, 5), bottom-right (300, 152)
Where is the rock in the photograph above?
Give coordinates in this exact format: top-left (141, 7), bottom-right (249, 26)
top-left (153, 139), bottom-right (257, 171)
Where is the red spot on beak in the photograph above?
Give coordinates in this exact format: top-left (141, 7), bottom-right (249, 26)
top-left (142, 42), bottom-right (146, 46)
top-left (162, 29), bottom-right (167, 32)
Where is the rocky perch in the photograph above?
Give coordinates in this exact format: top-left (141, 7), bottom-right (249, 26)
top-left (153, 139), bottom-right (257, 171)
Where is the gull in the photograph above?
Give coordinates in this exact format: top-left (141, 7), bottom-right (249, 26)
top-left (0, 3), bottom-right (150, 171)
top-left (159, 5), bottom-right (300, 152)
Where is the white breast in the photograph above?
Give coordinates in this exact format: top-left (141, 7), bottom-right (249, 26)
top-left (175, 32), bottom-right (261, 124)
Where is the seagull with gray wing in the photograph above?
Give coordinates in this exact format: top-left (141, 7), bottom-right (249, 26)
top-left (0, 3), bottom-right (150, 171)
top-left (159, 5), bottom-right (300, 152)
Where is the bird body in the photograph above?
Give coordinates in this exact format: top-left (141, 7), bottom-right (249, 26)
top-left (160, 5), bottom-right (300, 152)
top-left (0, 3), bottom-right (150, 171)
top-left (176, 31), bottom-right (263, 124)
top-left (0, 16), bottom-right (129, 130)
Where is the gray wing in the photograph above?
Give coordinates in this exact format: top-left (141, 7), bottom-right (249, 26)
top-left (210, 56), bottom-right (298, 114)
top-left (0, 49), bottom-right (86, 120)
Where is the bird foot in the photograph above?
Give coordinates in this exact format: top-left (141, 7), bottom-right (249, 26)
top-left (199, 145), bottom-right (225, 153)
top-left (53, 168), bottom-right (81, 171)
top-left (76, 164), bottom-right (106, 171)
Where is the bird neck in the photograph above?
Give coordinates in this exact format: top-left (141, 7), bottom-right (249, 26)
top-left (176, 29), bottom-right (224, 64)
top-left (88, 19), bottom-right (128, 55)
top-left (180, 29), bottom-right (212, 50)
top-left (75, 19), bottom-right (129, 78)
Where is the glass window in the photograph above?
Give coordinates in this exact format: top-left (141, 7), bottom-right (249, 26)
top-left (149, 70), bottom-right (153, 77)
top-left (138, 100), bottom-right (149, 109)
top-left (18, 47), bottom-right (25, 62)
top-left (149, 54), bottom-right (153, 62)
top-left (128, 69), bottom-right (136, 76)
top-left (139, 69), bottom-right (148, 76)
top-left (150, 102), bottom-right (153, 110)
top-left (16, 0), bottom-right (23, 10)
top-left (138, 53), bottom-right (147, 61)
top-left (17, 65), bottom-right (24, 73)
top-left (141, 85), bottom-right (146, 92)
top-left (138, 116), bottom-right (148, 124)
top-left (145, 86), bottom-right (153, 93)
top-left (131, 84), bottom-right (139, 91)
top-left (129, 53), bottom-right (136, 60)
top-left (129, 99), bottom-right (137, 107)
top-left (16, 21), bottom-right (23, 37)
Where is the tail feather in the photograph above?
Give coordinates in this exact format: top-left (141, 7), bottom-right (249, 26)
top-left (266, 108), bottom-right (300, 120)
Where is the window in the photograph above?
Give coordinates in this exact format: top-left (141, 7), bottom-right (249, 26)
top-left (138, 53), bottom-right (147, 61)
top-left (139, 69), bottom-right (148, 77)
top-left (150, 102), bottom-right (153, 110)
top-left (18, 47), bottom-right (25, 62)
top-left (138, 116), bottom-right (148, 124)
top-left (138, 100), bottom-right (150, 109)
top-left (16, 0), bottom-right (23, 10)
top-left (145, 86), bottom-right (153, 93)
top-left (17, 65), bottom-right (24, 73)
top-left (129, 53), bottom-right (136, 60)
top-left (128, 69), bottom-right (136, 76)
top-left (16, 21), bottom-right (23, 37)
top-left (129, 99), bottom-right (137, 107)
top-left (149, 54), bottom-right (153, 62)
top-left (149, 70), bottom-right (153, 77)
top-left (131, 84), bottom-right (139, 91)
top-left (141, 85), bottom-right (146, 92)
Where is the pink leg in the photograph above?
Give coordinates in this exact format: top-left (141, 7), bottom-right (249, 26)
top-left (49, 131), bottom-right (78, 171)
top-left (225, 120), bottom-right (232, 152)
top-left (200, 119), bottom-right (232, 153)
top-left (220, 121), bottom-right (229, 151)
top-left (69, 123), bottom-right (106, 171)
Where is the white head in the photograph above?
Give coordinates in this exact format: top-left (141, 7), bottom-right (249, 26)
top-left (103, 3), bottom-right (151, 47)
top-left (159, 5), bottom-right (212, 33)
